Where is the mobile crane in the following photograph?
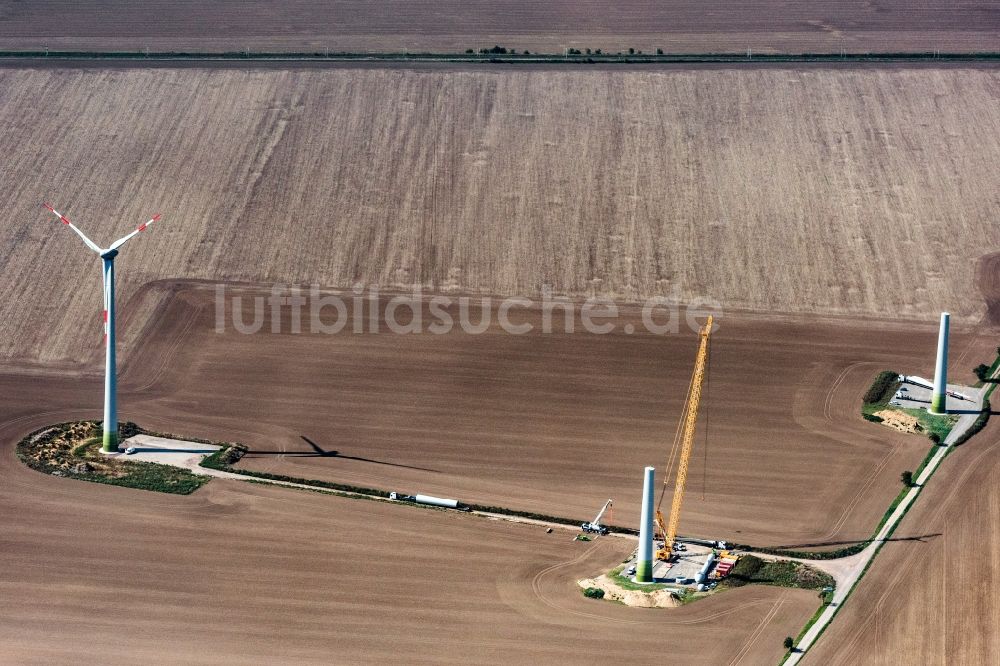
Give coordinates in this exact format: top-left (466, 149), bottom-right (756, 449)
top-left (654, 315), bottom-right (713, 559)
top-left (581, 499), bottom-right (613, 535)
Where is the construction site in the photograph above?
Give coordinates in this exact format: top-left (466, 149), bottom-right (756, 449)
top-left (1, 3), bottom-right (1000, 665)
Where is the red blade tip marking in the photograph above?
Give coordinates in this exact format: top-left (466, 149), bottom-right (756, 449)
top-left (138, 224), bottom-right (147, 231)
top-left (152, 214), bottom-right (161, 221)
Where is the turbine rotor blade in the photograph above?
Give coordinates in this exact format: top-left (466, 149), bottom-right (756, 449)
top-left (42, 203), bottom-right (102, 254)
top-left (109, 213), bottom-right (161, 251)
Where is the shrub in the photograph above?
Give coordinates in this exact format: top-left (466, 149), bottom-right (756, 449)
top-left (900, 470), bottom-right (914, 486)
top-left (929, 432), bottom-right (941, 444)
top-left (723, 555), bottom-right (834, 590)
top-left (974, 363), bottom-right (990, 381)
top-left (656, 48), bottom-right (664, 55)
top-left (863, 413), bottom-right (884, 423)
top-left (863, 370), bottom-right (900, 405)
top-left (583, 587), bottom-right (605, 599)
top-left (784, 637), bottom-right (794, 650)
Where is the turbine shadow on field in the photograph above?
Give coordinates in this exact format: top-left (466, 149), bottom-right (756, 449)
top-left (764, 533), bottom-right (943, 550)
top-left (241, 436), bottom-right (441, 473)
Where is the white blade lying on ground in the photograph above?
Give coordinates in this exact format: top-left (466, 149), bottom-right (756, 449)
top-left (109, 214), bottom-right (161, 251)
top-left (42, 203), bottom-right (101, 254)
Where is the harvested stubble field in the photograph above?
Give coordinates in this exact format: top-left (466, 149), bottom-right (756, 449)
top-left (0, 0), bottom-right (998, 54)
top-left (100, 282), bottom-right (996, 548)
top-left (0, 387), bottom-right (817, 664)
top-left (2, 66), bottom-right (1000, 366)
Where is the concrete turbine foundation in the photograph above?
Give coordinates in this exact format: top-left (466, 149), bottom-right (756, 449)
top-left (636, 466), bottom-right (655, 583)
top-left (930, 312), bottom-right (950, 415)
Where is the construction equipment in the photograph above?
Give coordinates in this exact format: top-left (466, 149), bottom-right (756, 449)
top-left (581, 499), bottom-right (613, 535)
top-left (655, 315), bottom-right (713, 558)
top-left (654, 509), bottom-right (671, 560)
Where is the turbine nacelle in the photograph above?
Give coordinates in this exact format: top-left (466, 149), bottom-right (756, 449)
top-left (100, 248), bottom-right (119, 260)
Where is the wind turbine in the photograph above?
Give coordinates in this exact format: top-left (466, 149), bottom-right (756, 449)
top-left (43, 203), bottom-right (162, 453)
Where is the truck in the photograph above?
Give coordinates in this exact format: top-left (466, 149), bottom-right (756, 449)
top-left (581, 499), bottom-right (613, 535)
top-left (389, 492), bottom-right (469, 511)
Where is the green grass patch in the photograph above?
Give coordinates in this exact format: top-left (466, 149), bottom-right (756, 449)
top-left (903, 408), bottom-right (956, 442)
top-left (860, 368), bottom-right (958, 443)
top-left (722, 555), bottom-right (834, 590)
top-left (789, 590), bottom-right (835, 653)
top-left (608, 566), bottom-right (673, 592)
top-left (16, 421), bottom-right (209, 495)
top-left (70, 436), bottom-right (100, 457)
top-left (861, 401), bottom-right (957, 442)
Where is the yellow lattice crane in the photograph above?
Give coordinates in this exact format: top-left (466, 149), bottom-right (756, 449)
top-left (654, 314), bottom-right (713, 559)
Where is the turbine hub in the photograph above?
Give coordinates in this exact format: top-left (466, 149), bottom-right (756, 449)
top-left (100, 248), bottom-right (119, 260)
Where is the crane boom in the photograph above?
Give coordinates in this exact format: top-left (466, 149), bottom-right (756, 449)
top-left (593, 499), bottom-right (612, 525)
top-left (581, 499), bottom-right (613, 535)
top-left (662, 315), bottom-right (713, 553)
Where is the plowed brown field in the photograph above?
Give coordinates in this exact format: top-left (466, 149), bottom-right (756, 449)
top-left (803, 419), bottom-right (1000, 665)
top-left (2, 66), bottom-right (999, 365)
top-left (2, 280), bottom-right (995, 662)
top-left (0, 385), bottom-right (817, 664)
top-left (1, 0), bottom-right (998, 54)
top-left (93, 283), bottom-right (995, 546)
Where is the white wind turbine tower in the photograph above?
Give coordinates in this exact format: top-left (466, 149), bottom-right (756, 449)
top-left (44, 203), bottom-right (162, 453)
